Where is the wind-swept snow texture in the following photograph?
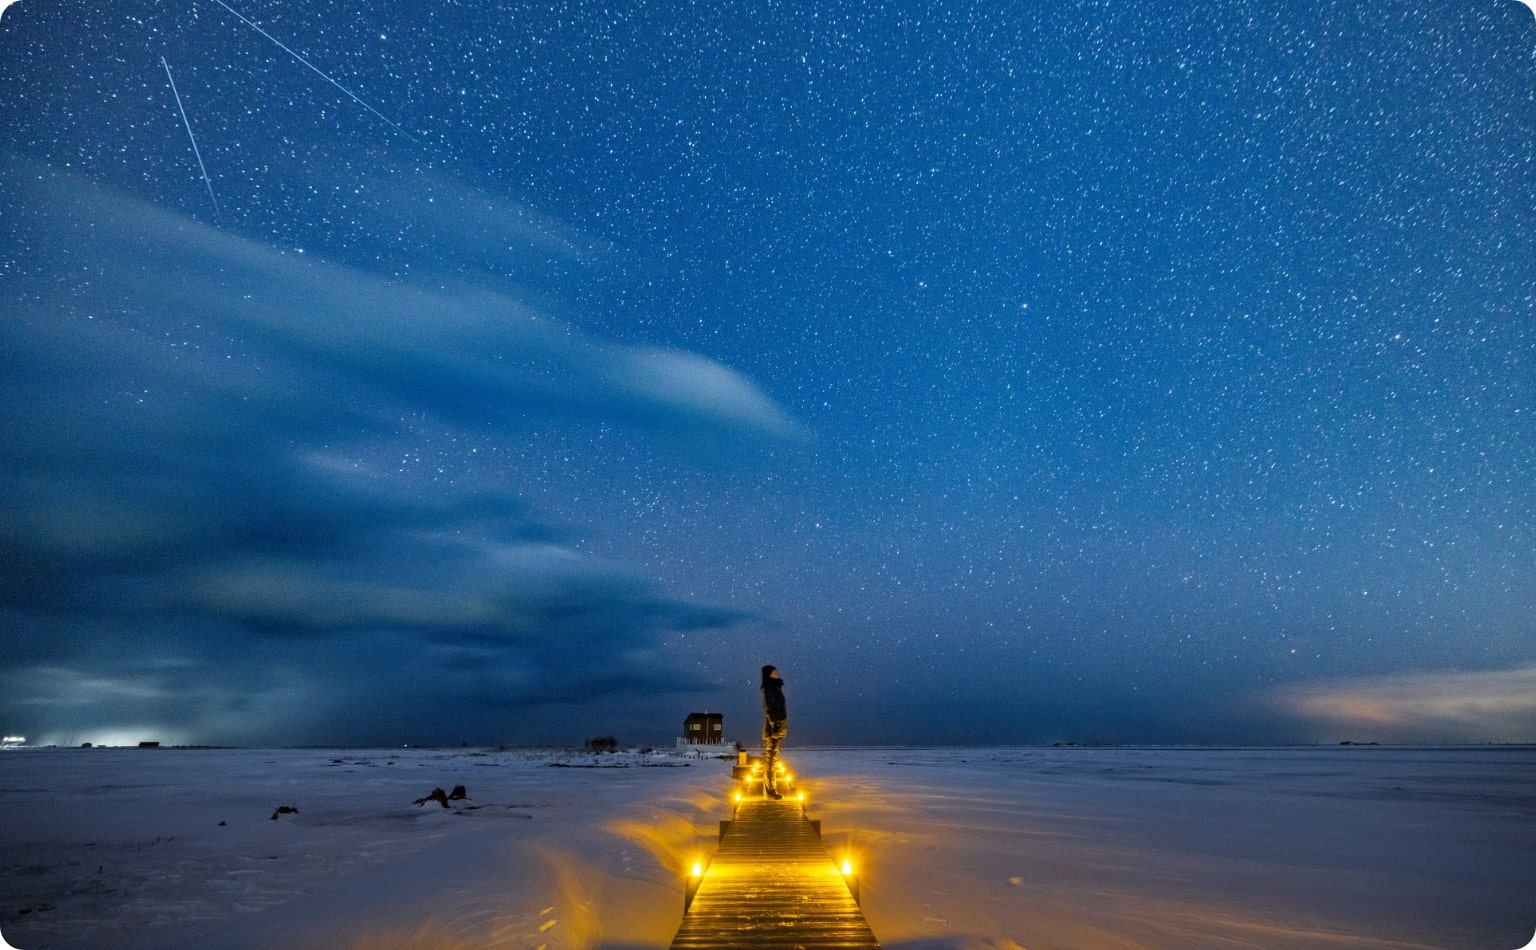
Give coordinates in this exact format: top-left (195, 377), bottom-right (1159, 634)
top-left (1, 746), bottom-right (1531, 949)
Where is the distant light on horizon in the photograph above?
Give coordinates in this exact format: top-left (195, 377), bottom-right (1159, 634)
top-left (31, 728), bottom-right (193, 749)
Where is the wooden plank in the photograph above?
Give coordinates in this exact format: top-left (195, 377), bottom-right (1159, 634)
top-left (671, 798), bottom-right (881, 949)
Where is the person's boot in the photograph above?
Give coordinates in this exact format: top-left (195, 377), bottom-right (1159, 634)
top-left (765, 783), bottom-right (782, 800)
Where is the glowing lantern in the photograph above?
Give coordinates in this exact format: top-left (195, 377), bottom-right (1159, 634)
top-left (840, 857), bottom-right (861, 905)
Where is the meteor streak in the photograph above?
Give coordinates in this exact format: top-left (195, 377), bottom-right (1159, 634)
top-left (207, 0), bottom-right (414, 139)
top-left (162, 57), bottom-right (222, 225)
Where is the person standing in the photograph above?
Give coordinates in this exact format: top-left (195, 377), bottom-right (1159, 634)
top-left (760, 664), bottom-right (787, 800)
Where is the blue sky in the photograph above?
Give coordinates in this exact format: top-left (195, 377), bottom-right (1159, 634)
top-left (1, 0), bottom-right (1533, 747)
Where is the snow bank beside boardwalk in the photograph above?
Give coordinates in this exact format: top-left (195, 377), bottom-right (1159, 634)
top-left (793, 746), bottom-right (1536, 950)
top-left (1, 746), bottom-right (1532, 949)
top-left (0, 747), bottom-right (728, 950)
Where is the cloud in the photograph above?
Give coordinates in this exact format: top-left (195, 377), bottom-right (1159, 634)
top-left (1268, 666), bottom-right (1536, 743)
top-left (8, 160), bottom-right (806, 445)
top-left (0, 160), bottom-right (789, 745)
top-left (615, 348), bottom-right (807, 443)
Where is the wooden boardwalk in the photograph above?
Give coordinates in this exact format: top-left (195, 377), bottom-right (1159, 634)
top-left (670, 795), bottom-right (881, 949)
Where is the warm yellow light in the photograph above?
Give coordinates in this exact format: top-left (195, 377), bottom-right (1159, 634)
top-left (691, 861), bottom-right (704, 877)
top-left (840, 859), bottom-right (853, 876)
top-left (733, 791), bottom-right (742, 802)
top-left (797, 791), bottom-right (805, 802)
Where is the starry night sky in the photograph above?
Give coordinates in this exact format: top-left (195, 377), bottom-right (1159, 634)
top-left (2, 0), bottom-right (1533, 747)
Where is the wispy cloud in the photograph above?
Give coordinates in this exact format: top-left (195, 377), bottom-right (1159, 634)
top-left (9, 161), bottom-right (806, 447)
top-left (1269, 666), bottom-right (1536, 743)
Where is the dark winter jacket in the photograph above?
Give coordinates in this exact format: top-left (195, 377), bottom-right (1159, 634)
top-left (761, 676), bottom-right (787, 725)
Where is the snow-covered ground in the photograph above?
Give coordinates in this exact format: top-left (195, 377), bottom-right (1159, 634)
top-left (0, 745), bottom-right (1530, 949)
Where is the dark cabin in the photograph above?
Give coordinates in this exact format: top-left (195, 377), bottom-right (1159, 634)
top-left (682, 712), bottom-right (724, 744)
